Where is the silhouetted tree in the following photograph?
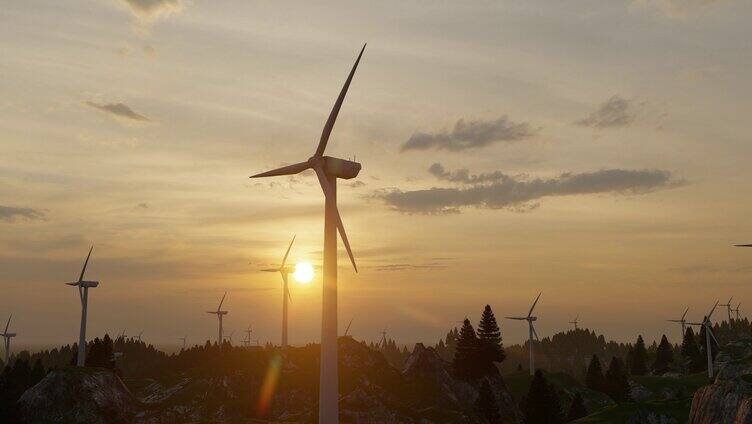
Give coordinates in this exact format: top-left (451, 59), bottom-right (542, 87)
top-left (30, 359), bottom-right (45, 386)
top-left (604, 356), bottom-right (630, 402)
top-left (630, 335), bottom-right (648, 375)
top-left (566, 392), bottom-right (588, 422)
top-left (476, 379), bottom-right (500, 423)
top-left (86, 335), bottom-right (115, 369)
top-left (653, 335), bottom-right (673, 374)
top-left (585, 355), bottom-right (605, 392)
top-left (477, 305), bottom-right (505, 376)
top-left (681, 327), bottom-right (704, 373)
top-left (453, 318), bottom-right (481, 379)
top-left (524, 370), bottom-right (563, 424)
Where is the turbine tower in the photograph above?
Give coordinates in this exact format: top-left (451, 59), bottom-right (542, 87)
top-left (667, 307), bottom-right (689, 340)
top-left (66, 246), bottom-right (100, 367)
top-left (734, 302), bottom-right (741, 320)
top-left (505, 292), bottom-right (542, 376)
top-left (243, 325), bottom-right (253, 347)
top-left (249, 44), bottom-right (365, 423)
top-left (720, 296), bottom-right (733, 322)
top-left (569, 315), bottom-right (579, 330)
top-left (207, 292), bottom-right (228, 344)
top-left (1, 315), bottom-right (16, 365)
top-left (178, 335), bottom-right (187, 350)
top-left (687, 300), bottom-right (720, 379)
top-left (261, 235), bottom-right (296, 348)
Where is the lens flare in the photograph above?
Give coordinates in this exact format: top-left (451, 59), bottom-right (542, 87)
top-left (257, 352), bottom-right (283, 416)
top-left (293, 261), bottom-right (314, 284)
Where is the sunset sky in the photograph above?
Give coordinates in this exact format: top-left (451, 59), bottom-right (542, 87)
top-left (2, 0), bottom-right (752, 349)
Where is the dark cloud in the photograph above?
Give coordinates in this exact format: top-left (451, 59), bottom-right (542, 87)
top-left (576, 96), bottom-right (635, 128)
top-left (347, 181), bottom-right (366, 188)
top-left (0, 205), bottom-right (45, 222)
top-left (401, 116), bottom-right (537, 152)
top-left (86, 101), bottom-right (150, 122)
top-left (377, 165), bottom-right (685, 214)
top-left (428, 163), bottom-right (509, 185)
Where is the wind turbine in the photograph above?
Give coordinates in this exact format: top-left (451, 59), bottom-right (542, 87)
top-left (734, 302), bottom-right (741, 320)
top-left (136, 331), bottom-right (143, 342)
top-left (249, 44), bottom-right (365, 424)
top-left (261, 235), bottom-right (296, 348)
top-left (379, 328), bottom-right (387, 349)
top-left (224, 330), bottom-right (234, 345)
top-left (687, 300), bottom-right (720, 379)
top-left (178, 335), bottom-right (187, 350)
top-left (1, 315), bottom-right (16, 365)
top-left (66, 246), bottom-right (100, 367)
top-left (569, 315), bottom-right (579, 330)
top-left (207, 292), bottom-right (228, 344)
top-left (243, 325), bottom-right (253, 347)
top-left (344, 317), bottom-right (354, 337)
top-left (667, 307), bottom-right (689, 340)
top-left (505, 293), bottom-right (542, 376)
top-left (720, 297), bottom-right (733, 322)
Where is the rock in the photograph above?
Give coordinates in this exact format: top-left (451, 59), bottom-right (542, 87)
top-left (630, 381), bottom-right (653, 402)
top-left (17, 367), bottom-right (138, 424)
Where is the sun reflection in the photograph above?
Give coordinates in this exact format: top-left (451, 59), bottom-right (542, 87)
top-left (293, 261), bottom-right (314, 284)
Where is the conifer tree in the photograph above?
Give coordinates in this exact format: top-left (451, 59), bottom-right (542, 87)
top-left (30, 359), bottom-right (45, 386)
top-left (585, 355), bottom-right (605, 392)
top-left (566, 392), bottom-right (588, 422)
top-left (630, 335), bottom-right (648, 375)
top-left (476, 379), bottom-right (501, 423)
top-left (524, 369), bottom-right (564, 424)
top-left (477, 305), bottom-right (505, 376)
top-left (653, 334), bottom-right (673, 374)
top-left (604, 357), bottom-right (630, 402)
top-left (681, 327), bottom-right (704, 373)
top-left (453, 319), bottom-right (481, 379)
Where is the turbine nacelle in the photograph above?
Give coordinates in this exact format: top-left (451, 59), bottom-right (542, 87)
top-left (318, 156), bottom-right (361, 179)
top-left (67, 280), bottom-right (100, 288)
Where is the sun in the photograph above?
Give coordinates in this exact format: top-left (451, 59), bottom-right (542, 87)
top-left (293, 261), bottom-right (314, 284)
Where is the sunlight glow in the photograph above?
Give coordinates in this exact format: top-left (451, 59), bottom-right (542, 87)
top-left (293, 261), bottom-right (314, 284)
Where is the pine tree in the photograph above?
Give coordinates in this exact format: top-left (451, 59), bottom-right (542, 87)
top-left (653, 335), bottom-right (673, 374)
top-left (631, 335), bottom-right (648, 375)
top-left (477, 305), bottom-right (505, 376)
top-left (566, 392), bottom-right (588, 422)
top-left (30, 359), bottom-right (45, 386)
top-left (524, 369), bottom-right (564, 424)
top-left (585, 355), bottom-right (605, 392)
top-left (476, 379), bottom-right (501, 423)
top-left (604, 357), bottom-right (630, 402)
top-left (681, 327), bottom-right (704, 373)
top-left (453, 319), bottom-right (481, 379)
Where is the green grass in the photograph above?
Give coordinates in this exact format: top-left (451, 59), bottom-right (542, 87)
top-left (572, 398), bottom-right (692, 423)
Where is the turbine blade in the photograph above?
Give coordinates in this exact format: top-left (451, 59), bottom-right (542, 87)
top-left (345, 317), bottom-right (354, 336)
top-left (531, 324), bottom-right (539, 341)
top-left (79, 246), bottom-right (93, 282)
top-left (4, 314), bottom-right (10, 333)
top-left (250, 161), bottom-right (310, 178)
top-left (708, 300), bottom-right (719, 319)
top-left (707, 326), bottom-right (719, 345)
top-left (260, 269), bottom-right (278, 272)
top-left (218, 291), bottom-right (227, 312)
top-left (528, 292), bottom-right (542, 317)
top-left (314, 44), bottom-right (366, 158)
top-left (505, 317), bottom-right (527, 320)
top-left (682, 307), bottom-right (689, 320)
top-left (734, 244), bottom-right (752, 247)
top-left (314, 165), bottom-right (357, 272)
top-left (281, 235), bottom-right (296, 268)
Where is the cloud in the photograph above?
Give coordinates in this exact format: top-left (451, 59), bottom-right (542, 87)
top-left (631, 0), bottom-right (727, 19)
top-left (0, 205), bottom-right (45, 222)
top-left (377, 165), bottom-right (685, 214)
top-left (428, 163), bottom-right (509, 185)
top-left (86, 101), bottom-right (150, 122)
top-left (401, 116), bottom-right (537, 152)
top-left (576, 96), bottom-right (635, 128)
top-left (120, 0), bottom-right (183, 21)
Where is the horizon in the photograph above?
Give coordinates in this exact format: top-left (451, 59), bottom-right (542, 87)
top-left (3, 0), bottom-right (752, 353)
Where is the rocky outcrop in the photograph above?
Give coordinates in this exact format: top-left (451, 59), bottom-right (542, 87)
top-left (689, 338), bottom-right (752, 424)
top-left (17, 367), bottom-right (138, 424)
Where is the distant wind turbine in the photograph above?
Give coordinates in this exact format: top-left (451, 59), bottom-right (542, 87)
top-left (569, 315), bottom-right (579, 330)
top-left (1, 315), bottom-right (16, 365)
top-left (720, 297), bottom-right (734, 322)
top-left (66, 246), bottom-right (100, 367)
top-left (734, 302), bottom-right (741, 320)
top-left (224, 330), bottom-right (235, 345)
top-left (261, 235), bottom-right (296, 348)
top-left (506, 293), bottom-right (542, 376)
top-left (687, 300), bottom-right (720, 379)
top-left (178, 335), bottom-right (187, 350)
top-left (249, 44), bottom-right (366, 424)
top-left (207, 292), bottom-right (228, 344)
top-left (344, 317), bottom-right (354, 337)
top-left (379, 328), bottom-right (387, 349)
top-left (243, 325), bottom-right (253, 347)
top-left (667, 307), bottom-right (689, 340)
top-left (136, 331), bottom-right (143, 342)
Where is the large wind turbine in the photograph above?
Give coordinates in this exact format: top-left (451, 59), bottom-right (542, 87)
top-left (261, 235), bottom-right (296, 348)
top-left (687, 300), bottom-right (720, 379)
top-left (207, 292), bottom-right (228, 344)
top-left (506, 293), bottom-right (542, 376)
top-left (249, 44), bottom-right (365, 423)
top-left (66, 246), bottom-right (100, 367)
top-left (667, 307), bottom-right (689, 340)
top-left (569, 315), bottom-right (579, 330)
top-left (1, 315), bottom-right (16, 365)
top-left (720, 296), bottom-right (733, 322)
